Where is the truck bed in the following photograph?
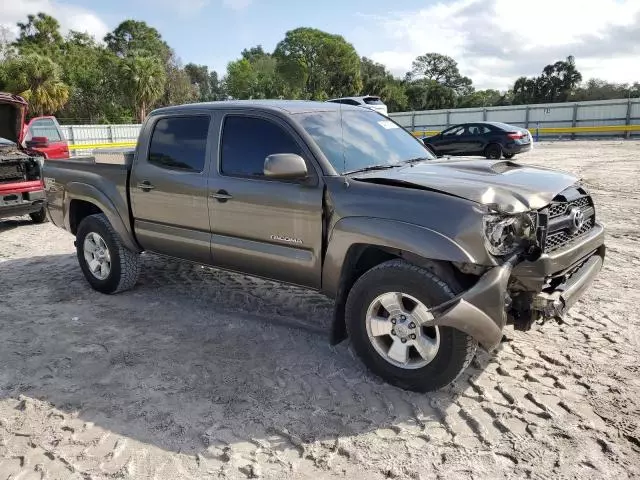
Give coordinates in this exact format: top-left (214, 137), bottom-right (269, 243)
top-left (43, 155), bottom-right (133, 236)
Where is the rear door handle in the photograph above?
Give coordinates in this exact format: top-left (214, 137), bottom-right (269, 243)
top-left (137, 181), bottom-right (155, 191)
top-left (209, 190), bottom-right (233, 202)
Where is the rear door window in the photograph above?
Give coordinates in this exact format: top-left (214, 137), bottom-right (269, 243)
top-left (469, 125), bottom-right (491, 135)
top-left (148, 116), bottom-right (210, 172)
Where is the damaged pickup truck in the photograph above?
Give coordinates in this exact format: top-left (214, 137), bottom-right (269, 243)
top-left (43, 101), bottom-right (605, 392)
top-left (0, 93), bottom-right (47, 223)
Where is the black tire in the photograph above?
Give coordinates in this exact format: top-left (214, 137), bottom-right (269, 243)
top-left (345, 259), bottom-right (477, 392)
top-left (485, 143), bottom-right (502, 159)
top-left (503, 153), bottom-right (515, 159)
top-left (29, 207), bottom-right (47, 224)
top-left (76, 213), bottom-right (140, 294)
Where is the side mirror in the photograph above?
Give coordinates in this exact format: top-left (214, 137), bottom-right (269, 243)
top-left (26, 136), bottom-right (49, 148)
top-left (264, 153), bottom-right (308, 180)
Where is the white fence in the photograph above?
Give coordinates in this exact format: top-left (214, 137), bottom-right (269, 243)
top-left (60, 98), bottom-right (640, 152)
top-left (388, 98), bottom-right (640, 138)
top-left (60, 124), bottom-right (141, 150)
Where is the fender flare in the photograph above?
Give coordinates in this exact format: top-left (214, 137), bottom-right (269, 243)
top-left (322, 216), bottom-right (477, 298)
top-left (63, 182), bottom-right (141, 253)
top-left (323, 216), bottom-right (481, 345)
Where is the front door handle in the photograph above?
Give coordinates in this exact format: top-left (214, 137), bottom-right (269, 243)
top-left (137, 181), bottom-right (155, 191)
top-left (209, 190), bottom-right (233, 202)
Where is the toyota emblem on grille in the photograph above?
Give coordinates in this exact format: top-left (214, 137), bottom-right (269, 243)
top-left (569, 207), bottom-right (585, 232)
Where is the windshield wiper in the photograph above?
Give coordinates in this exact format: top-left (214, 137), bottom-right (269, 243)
top-left (344, 164), bottom-right (401, 175)
top-left (401, 156), bottom-right (432, 165)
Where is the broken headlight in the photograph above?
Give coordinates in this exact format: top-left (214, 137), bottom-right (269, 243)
top-left (483, 212), bottom-right (537, 256)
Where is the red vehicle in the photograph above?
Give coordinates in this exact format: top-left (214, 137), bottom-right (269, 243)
top-left (22, 115), bottom-right (70, 159)
top-left (0, 93), bottom-right (47, 223)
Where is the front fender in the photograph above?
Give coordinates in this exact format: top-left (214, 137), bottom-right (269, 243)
top-left (63, 182), bottom-right (140, 252)
top-left (322, 216), bottom-right (477, 298)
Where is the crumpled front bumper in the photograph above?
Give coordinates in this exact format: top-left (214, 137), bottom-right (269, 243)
top-left (532, 253), bottom-right (603, 319)
top-left (432, 227), bottom-right (605, 351)
top-left (431, 255), bottom-right (518, 351)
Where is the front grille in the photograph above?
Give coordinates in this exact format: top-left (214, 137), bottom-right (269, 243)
top-left (541, 187), bottom-right (596, 253)
top-left (0, 163), bottom-right (23, 183)
top-left (544, 217), bottom-right (594, 252)
top-left (548, 196), bottom-right (590, 218)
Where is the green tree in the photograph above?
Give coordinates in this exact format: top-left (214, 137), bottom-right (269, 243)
top-left (185, 63), bottom-right (210, 100)
top-left (405, 80), bottom-right (456, 111)
top-left (14, 13), bottom-right (64, 58)
top-left (241, 45), bottom-right (268, 63)
top-left (58, 31), bottom-right (130, 123)
top-left (0, 26), bottom-right (16, 61)
top-left (381, 81), bottom-right (408, 113)
top-left (511, 76), bottom-right (540, 105)
top-left (457, 89), bottom-right (503, 108)
top-left (163, 61), bottom-right (196, 106)
top-left (105, 20), bottom-right (171, 61)
top-left (225, 56), bottom-right (285, 99)
top-left (360, 57), bottom-right (392, 96)
top-left (121, 56), bottom-right (166, 121)
top-left (2, 53), bottom-right (69, 116)
top-left (358, 57), bottom-right (409, 112)
top-left (209, 70), bottom-right (225, 100)
top-left (410, 53), bottom-right (473, 95)
top-left (184, 64), bottom-right (226, 101)
top-left (510, 56), bottom-right (582, 104)
top-left (274, 27), bottom-right (362, 99)
top-left (572, 79), bottom-right (640, 101)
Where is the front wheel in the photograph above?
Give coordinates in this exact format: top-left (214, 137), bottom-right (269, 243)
top-left (76, 213), bottom-right (140, 294)
top-left (345, 260), bottom-right (477, 392)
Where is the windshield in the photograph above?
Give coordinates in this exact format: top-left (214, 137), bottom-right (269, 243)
top-left (295, 109), bottom-right (435, 174)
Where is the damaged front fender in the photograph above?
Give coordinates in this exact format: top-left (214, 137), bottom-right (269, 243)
top-left (431, 254), bottom-right (519, 350)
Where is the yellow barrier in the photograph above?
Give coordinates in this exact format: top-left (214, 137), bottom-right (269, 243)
top-left (69, 141), bottom-right (137, 150)
top-left (412, 124), bottom-right (640, 137)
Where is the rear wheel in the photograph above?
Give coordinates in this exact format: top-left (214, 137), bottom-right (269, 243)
top-left (76, 213), bottom-right (140, 294)
top-left (345, 259), bottom-right (477, 392)
top-left (485, 143), bottom-right (502, 159)
top-left (503, 153), bottom-right (515, 159)
top-left (29, 207), bottom-right (47, 224)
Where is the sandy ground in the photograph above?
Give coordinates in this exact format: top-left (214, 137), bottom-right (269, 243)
top-left (0, 141), bottom-right (639, 480)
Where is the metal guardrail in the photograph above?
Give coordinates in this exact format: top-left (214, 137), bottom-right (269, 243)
top-left (391, 97), bottom-right (640, 139)
top-left (411, 124), bottom-right (640, 137)
top-left (60, 98), bottom-right (640, 152)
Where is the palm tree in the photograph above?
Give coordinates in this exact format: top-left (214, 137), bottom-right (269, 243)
top-left (559, 55), bottom-right (582, 101)
top-left (2, 53), bottom-right (69, 116)
top-left (122, 56), bottom-right (166, 121)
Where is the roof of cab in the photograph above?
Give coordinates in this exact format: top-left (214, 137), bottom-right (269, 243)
top-left (151, 99), bottom-right (359, 116)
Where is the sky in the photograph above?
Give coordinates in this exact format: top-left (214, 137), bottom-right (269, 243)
top-left (3, 0), bottom-right (640, 91)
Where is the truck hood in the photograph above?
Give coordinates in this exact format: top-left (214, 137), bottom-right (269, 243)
top-left (353, 159), bottom-right (578, 213)
top-left (0, 93), bottom-right (28, 145)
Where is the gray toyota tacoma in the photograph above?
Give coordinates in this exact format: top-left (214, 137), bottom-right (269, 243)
top-left (43, 101), bottom-right (605, 392)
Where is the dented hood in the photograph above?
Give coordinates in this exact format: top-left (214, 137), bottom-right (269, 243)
top-left (0, 93), bottom-right (28, 145)
top-left (353, 159), bottom-right (579, 213)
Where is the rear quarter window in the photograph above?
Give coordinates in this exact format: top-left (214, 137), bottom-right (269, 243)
top-left (363, 97), bottom-right (384, 105)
